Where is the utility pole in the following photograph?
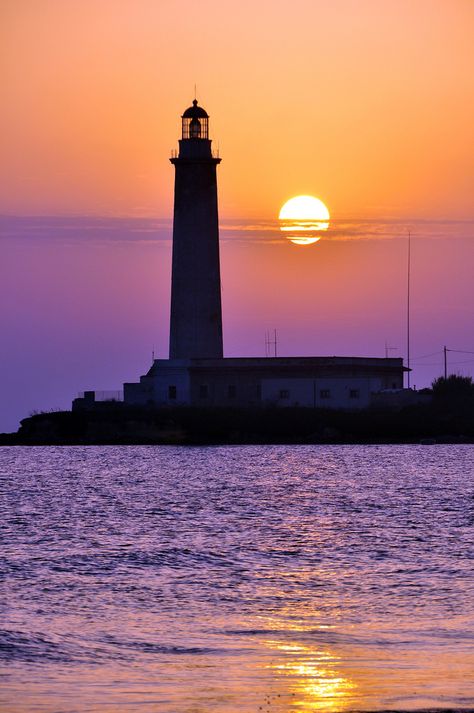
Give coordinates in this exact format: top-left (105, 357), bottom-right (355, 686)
top-left (444, 345), bottom-right (448, 379)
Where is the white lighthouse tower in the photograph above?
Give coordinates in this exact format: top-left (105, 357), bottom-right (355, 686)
top-left (169, 99), bottom-right (223, 359)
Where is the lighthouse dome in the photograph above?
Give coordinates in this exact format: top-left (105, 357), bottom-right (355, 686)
top-left (182, 99), bottom-right (209, 119)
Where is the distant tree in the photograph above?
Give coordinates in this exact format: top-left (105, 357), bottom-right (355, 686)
top-left (432, 375), bottom-right (474, 412)
top-left (432, 374), bottom-right (473, 395)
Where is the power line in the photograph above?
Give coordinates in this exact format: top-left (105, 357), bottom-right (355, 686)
top-left (410, 362), bottom-right (445, 367)
top-left (411, 350), bottom-right (443, 360)
top-left (410, 359), bottom-right (474, 367)
top-left (411, 349), bottom-right (474, 362)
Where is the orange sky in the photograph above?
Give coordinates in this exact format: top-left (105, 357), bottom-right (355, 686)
top-left (1, 0), bottom-right (473, 219)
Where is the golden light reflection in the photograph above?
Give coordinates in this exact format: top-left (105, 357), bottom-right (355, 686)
top-left (264, 639), bottom-right (356, 711)
top-left (279, 196), bottom-right (330, 245)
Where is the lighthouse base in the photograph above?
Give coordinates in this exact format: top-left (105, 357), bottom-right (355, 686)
top-left (120, 356), bottom-right (405, 411)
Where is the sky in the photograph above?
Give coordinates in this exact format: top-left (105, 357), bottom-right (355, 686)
top-left (1, 1), bottom-right (473, 431)
top-left (2, 0), bottom-right (473, 219)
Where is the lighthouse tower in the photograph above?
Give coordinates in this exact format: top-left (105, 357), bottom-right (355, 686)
top-left (169, 100), bottom-right (223, 359)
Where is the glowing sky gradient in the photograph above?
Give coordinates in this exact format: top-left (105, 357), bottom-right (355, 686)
top-left (2, 0), bottom-right (473, 219)
top-left (1, 1), bottom-right (473, 431)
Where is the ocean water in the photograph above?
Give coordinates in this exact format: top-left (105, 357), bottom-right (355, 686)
top-left (1, 445), bottom-right (474, 712)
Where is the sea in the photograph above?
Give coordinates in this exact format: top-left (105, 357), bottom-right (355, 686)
top-left (1, 445), bottom-right (474, 712)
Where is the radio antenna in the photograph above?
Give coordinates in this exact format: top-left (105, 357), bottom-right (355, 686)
top-left (406, 230), bottom-right (411, 388)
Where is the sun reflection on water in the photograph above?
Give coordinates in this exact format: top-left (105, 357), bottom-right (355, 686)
top-left (264, 640), bottom-right (357, 711)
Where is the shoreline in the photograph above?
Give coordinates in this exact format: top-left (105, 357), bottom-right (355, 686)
top-left (1, 404), bottom-right (473, 446)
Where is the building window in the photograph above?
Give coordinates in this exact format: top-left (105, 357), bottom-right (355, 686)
top-left (392, 382), bottom-right (397, 389)
top-left (228, 385), bottom-right (236, 399)
top-left (279, 389), bottom-right (290, 399)
top-left (168, 385), bottom-right (177, 400)
top-left (320, 389), bottom-right (331, 399)
top-left (349, 389), bottom-right (360, 399)
top-left (199, 384), bottom-right (208, 399)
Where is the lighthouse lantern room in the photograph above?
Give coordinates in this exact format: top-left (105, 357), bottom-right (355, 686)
top-left (181, 99), bottom-right (209, 140)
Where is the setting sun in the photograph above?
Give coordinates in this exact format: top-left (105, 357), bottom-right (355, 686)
top-left (279, 195), bottom-right (330, 221)
top-left (279, 195), bottom-right (330, 245)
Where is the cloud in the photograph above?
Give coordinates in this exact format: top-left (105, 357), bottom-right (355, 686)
top-left (0, 215), bottom-right (472, 245)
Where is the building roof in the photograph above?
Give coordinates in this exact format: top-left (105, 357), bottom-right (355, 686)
top-left (147, 356), bottom-right (408, 377)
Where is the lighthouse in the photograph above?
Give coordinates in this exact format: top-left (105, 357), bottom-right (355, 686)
top-left (113, 99), bottom-right (407, 412)
top-left (169, 99), bottom-right (223, 359)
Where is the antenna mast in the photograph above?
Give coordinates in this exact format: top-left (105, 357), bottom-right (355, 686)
top-left (265, 330), bottom-right (277, 357)
top-left (406, 231), bottom-right (411, 388)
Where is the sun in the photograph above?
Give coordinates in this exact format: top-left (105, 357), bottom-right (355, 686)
top-left (279, 195), bottom-right (330, 222)
top-left (279, 195), bottom-right (330, 245)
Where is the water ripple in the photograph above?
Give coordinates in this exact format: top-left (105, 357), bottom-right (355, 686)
top-left (1, 444), bottom-right (473, 712)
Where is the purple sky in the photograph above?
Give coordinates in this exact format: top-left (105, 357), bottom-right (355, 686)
top-left (1, 215), bottom-right (473, 433)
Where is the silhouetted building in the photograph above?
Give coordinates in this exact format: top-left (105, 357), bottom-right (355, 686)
top-left (74, 99), bottom-right (407, 412)
top-left (169, 100), bottom-right (223, 359)
top-left (123, 356), bottom-right (404, 409)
